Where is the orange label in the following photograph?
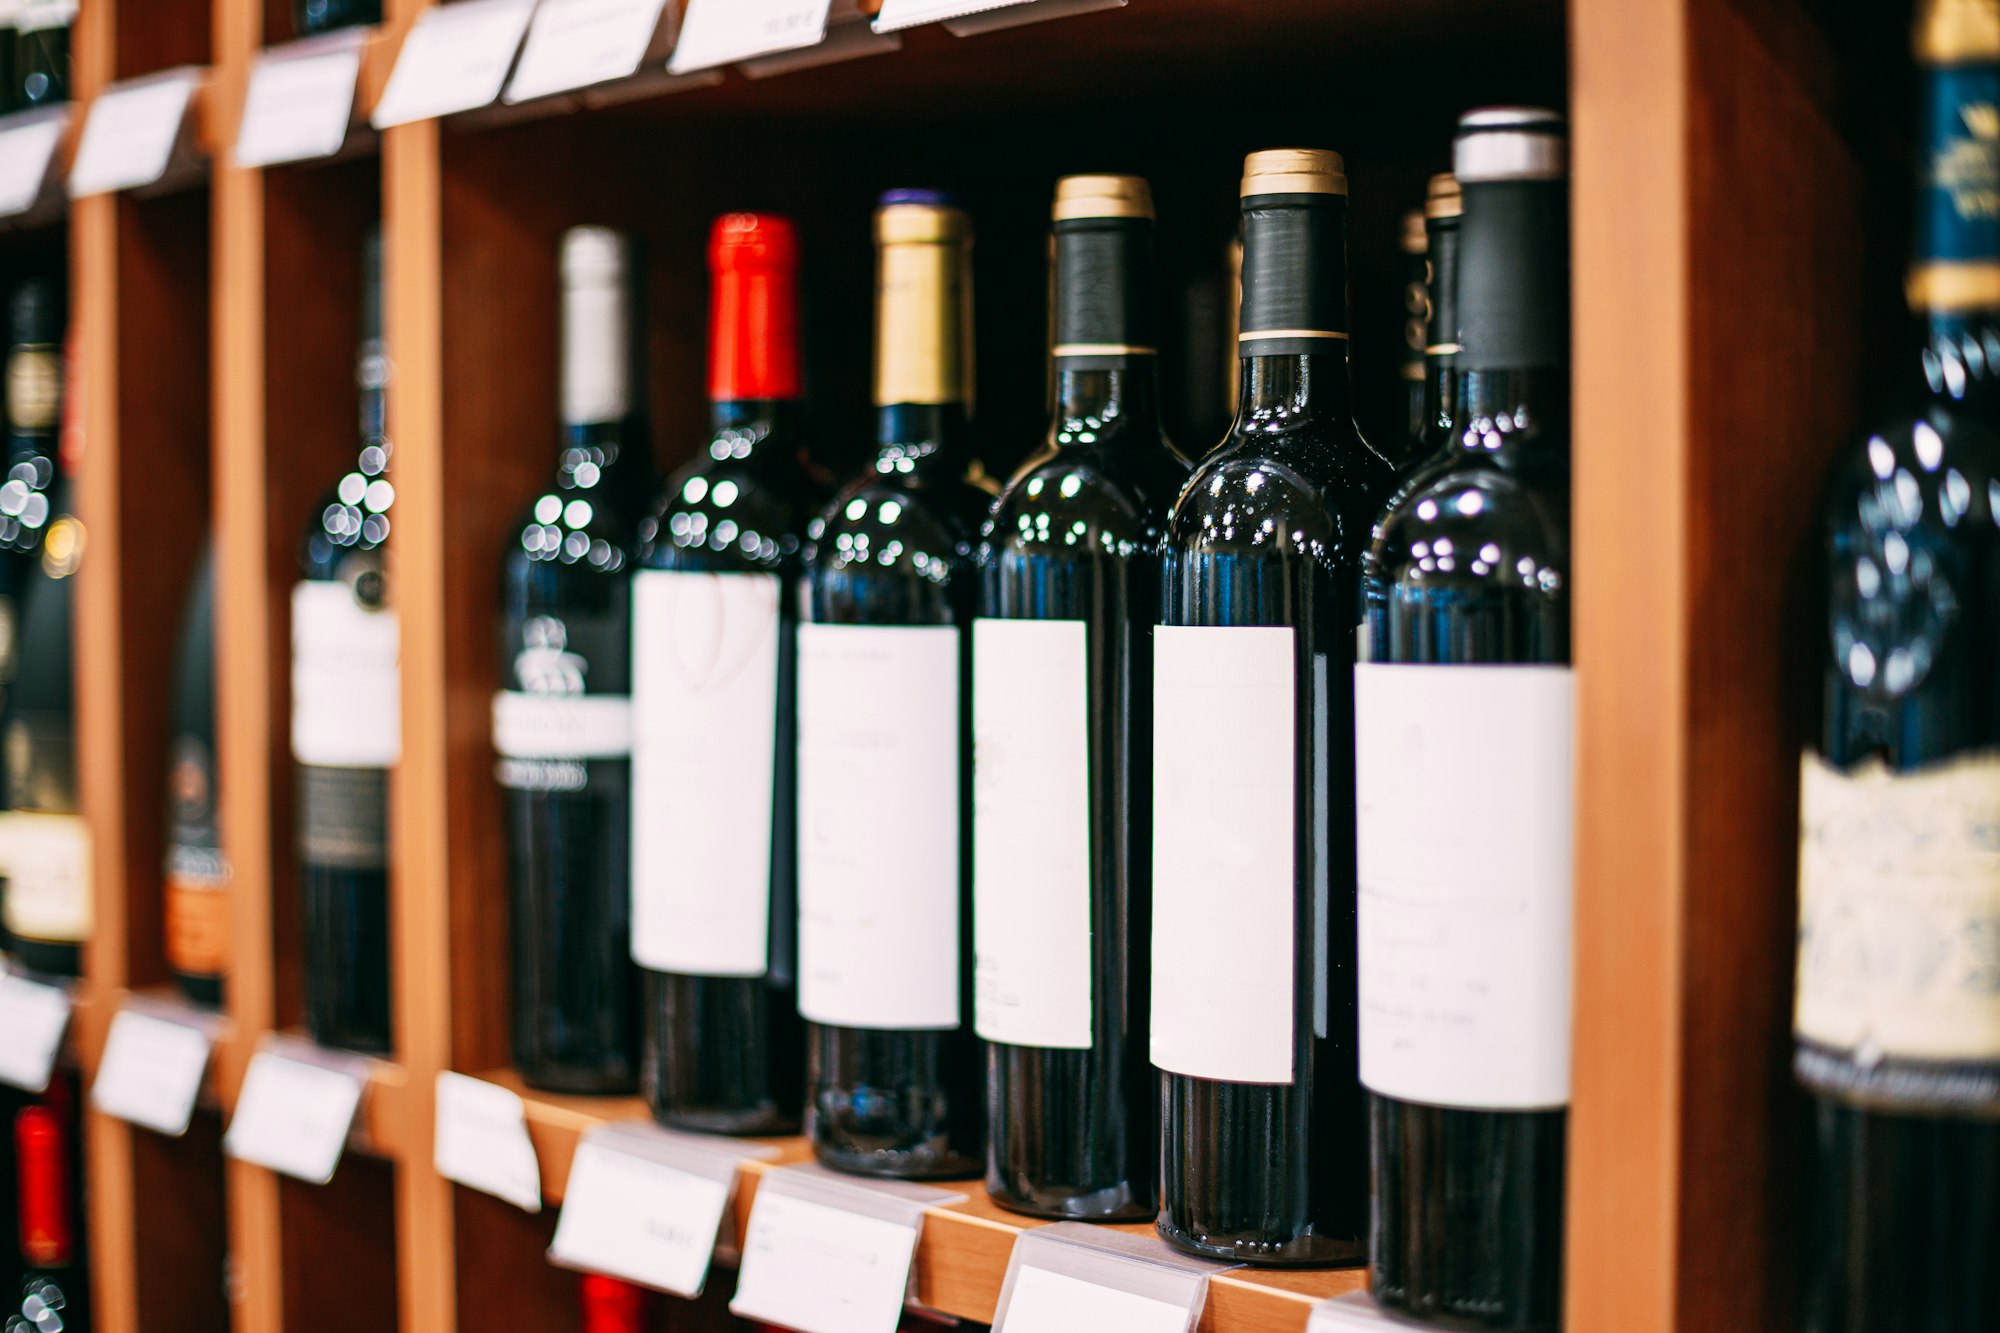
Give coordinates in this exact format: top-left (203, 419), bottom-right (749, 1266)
top-left (165, 876), bottom-right (229, 977)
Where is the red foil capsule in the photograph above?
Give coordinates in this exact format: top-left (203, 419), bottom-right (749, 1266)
top-left (16, 1104), bottom-right (71, 1268)
top-left (708, 212), bottom-right (802, 404)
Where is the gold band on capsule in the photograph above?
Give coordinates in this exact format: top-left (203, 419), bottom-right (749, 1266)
top-left (1240, 148), bottom-right (1347, 198)
top-left (1052, 343), bottom-right (1157, 357)
top-left (1425, 173), bottom-right (1462, 219)
top-left (1238, 329), bottom-right (1350, 341)
top-left (1908, 260), bottom-right (2000, 311)
top-left (1052, 174), bottom-right (1154, 221)
top-left (1425, 341), bottom-right (1462, 355)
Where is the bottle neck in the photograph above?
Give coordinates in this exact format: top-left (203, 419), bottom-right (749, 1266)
top-left (1908, 42), bottom-right (2000, 404)
top-left (1233, 350), bottom-right (1351, 428)
top-left (707, 397), bottom-right (807, 473)
top-left (1051, 360), bottom-right (1161, 447)
top-left (1453, 366), bottom-right (1568, 466)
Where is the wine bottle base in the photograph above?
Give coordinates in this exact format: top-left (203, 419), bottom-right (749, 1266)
top-left (1155, 1219), bottom-right (1364, 1269)
top-left (7, 937), bottom-right (81, 979)
top-left (173, 970), bottom-right (225, 1008)
top-left (984, 1176), bottom-right (1154, 1223)
top-left (653, 1105), bottom-right (800, 1138)
top-left (1371, 1293), bottom-right (1554, 1333)
top-left (811, 1136), bottom-right (982, 1182)
top-left (517, 1064), bottom-right (638, 1097)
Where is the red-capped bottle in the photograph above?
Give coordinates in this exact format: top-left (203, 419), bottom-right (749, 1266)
top-left (578, 1274), bottom-right (649, 1333)
top-left (13, 1099), bottom-right (87, 1333)
top-left (631, 213), bottom-right (819, 1136)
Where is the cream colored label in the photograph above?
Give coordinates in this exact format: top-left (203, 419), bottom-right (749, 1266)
top-left (6, 346), bottom-right (56, 431)
top-left (874, 239), bottom-right (968, 406)
top-left (0, 810), bottom-right (90, 943)
top-left (1796, 750), bottom-right (2000, 1063)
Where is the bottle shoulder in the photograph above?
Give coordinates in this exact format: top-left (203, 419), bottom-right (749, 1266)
top-left (638, 454), bottom-right (816, 572)
top-left (983, 433), bottom-right (1187, 558)
top-left (1167, 424), bottom-right (1392, 563)
top-left (1369, 459), bottom-right (1569, 599)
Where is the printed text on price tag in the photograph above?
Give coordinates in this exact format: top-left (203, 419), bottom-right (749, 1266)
top-left (91, 1007), bottom-right (214, 1137)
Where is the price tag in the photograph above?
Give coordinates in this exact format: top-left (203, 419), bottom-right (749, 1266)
top-left (504, 0), bottom-right (670, 103)
top-left (736, 15), bottom-right (896, 79)
top-left (0, 971), bottom-right (70, 1093)
top-left (1306, 1293), bottom-right (1406, 1330)
top-left (872, 0), bottom-right (1121, 33)
top-left (730, 1165), bottom-right (962, 1333)
top-left (235, 32), bottom-right (365, 168)
top-left (548, 1121), bottom-right (776, 1295)
top-left (433, 1071), bottom-right (542, 1212)
top-left (667, 0), bottom-right (831, 75)
top-left (991, 1224), bottom-right (1228, 1333)
top-left (223, 1039), bottom-right (368, 1184)
top-left (371, 0), bottom-right (539, 130)
top-left (68, 68), bottom-right (202, 198)
top-left (0, 108), bottom-right (66, 218)
top-left (90, 1003), bottom-right (217, 1137)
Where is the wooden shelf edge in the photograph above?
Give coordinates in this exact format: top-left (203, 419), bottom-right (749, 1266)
top-left (482, 1070), bottom-right (1364, 1332)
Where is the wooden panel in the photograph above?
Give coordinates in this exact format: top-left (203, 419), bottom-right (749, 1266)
top-left (277, 1156), bottom-right (401, 1333)
top-left (116, 0), bottom-right (213, 78)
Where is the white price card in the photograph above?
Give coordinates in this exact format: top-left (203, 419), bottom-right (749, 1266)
top-left (0, 971), bottom-right (70, 1093)
top-left (1306, 1292), bottom-right (1407, 1330)
top-left (223, 1040), bottom-right (368, 1184)
top-left (667, 0), bottom-right (831, 74)
top-left (730, 1165), bottom-right (962, 1333)
top-left (234, 32), bottom-right (365, 168)
top-left (504, 0), bottom-right (670, 103)
top-left (433, 1071), bottom-right (542, 1212)
top-left (548, 1121), bottom-right (777, 1295)
top-left (873, 0), bottom-right (1121, 33)
top-left (0, 107), bottom-right (67, 217)
top-left (370, 0), bottom-right (539, 130)
top-left (991, 1223), bottom-right (1227, 1333)
top-left (90, 1003), bottom-right (217, 1137)
top-left (68, 68), bottom-right (202, 198)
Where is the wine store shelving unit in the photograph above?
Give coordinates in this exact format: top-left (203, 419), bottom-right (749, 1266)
top-left (38, 0), bottom-right (1899, 1330)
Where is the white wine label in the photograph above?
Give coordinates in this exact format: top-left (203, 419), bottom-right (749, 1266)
top-left (1150, 625), bottom-right (1297, 1086)
top-left (668, 0), bottom-right (831, 74)
top-left (15, 0), bottom-right (76, 32)
top-left (991, 1225), bottom-right (1216, 1333)
top-left (68, 69), bottom-right (198, 198)
top-left (972, 617), bottom-right (1093, 1050)
top-left (0, 810), bottom-right (90, 943)
top-left (998, 1265), bottom-right (1189, 1333)
top-left (0, 972), bottom-right (69, 1093)
top-left (433, 1071), bottom-right (542, 1212)
top-left (630, 571), bottom-right (783, 977)
top-left (234, 32), bottom-right (365, 169)
top-left (492, 691), bottom-right (633, 759)
top-left (504, 0), bottom-right (671, 104)
top-left (370, 0), bottom-right (538, 129)
top-left (1796, 749), bottom-right (2000, 1102)
top-left (225, 1045), bottom-right (367, 1185)
top-left (1355, 663), bottom-right (1575, 1111)
top-left (796, 622), bottom-right (962, 1030)
top-left (291, 579), bottom-right (401, 768)
top-left (91, 1007), bottom-right (214, 1138)
top-left (729, 1181), bottom-right (925, 1333)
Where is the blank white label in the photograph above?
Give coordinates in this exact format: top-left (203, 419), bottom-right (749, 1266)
top-left (1355, 664), bottom-right (1574, 1110)
top-left (872, 0), bottom-right (1025, 29)
top-left (0, 110), bottom-right (65, 217)
top-left (630, 571), bottom-right (782, 977)
top-left (1150, 625), bottom-right (1297, 1085)
top-left (292, 580), bottom-right (401, 768)
top-left (434, 1072), bottom-right (542, 1212)
top-left (370, 0), bottom-right (539, 129)
top-left (1307, 1292), bottom-right (1407, 1330)
top-left (999, 1265), bottom-right (1190, 1333)
top-left (972, 618), bottom-right (1092, 1050)
top-left (549, 1138), bottom-right (732, 1295)
top-left (91, 1010), bottom-right (212, 1137)
top-left (668, 0), bottom-right (831, 73)
top-left (0, 811), bottom-right (91, 943)
top-left (68, 70), bottom-right (199, 198)
top-left (505, 0), bottom-right (670, 102)
top-left (730, 1190), bottom-right (920, 1333)
top-left (797, 623), bottom-right (962, 1030)
top-left (492, 691), bottom-right (633, 759)
top-left (234, 36), bottom-right (364, 168)
top-left (0, 973), bottom-right (69, 1093)
top-left (225, 1051), bottom-right (366, 1184)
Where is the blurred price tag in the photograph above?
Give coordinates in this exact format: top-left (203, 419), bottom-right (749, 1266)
top-left (371, 0), bottom-right (538, 129)
top-left (224, 1041), bottom-right (366, 1184)
top-left (433, 1071), bottom-right (542, 1212)
top-left (873, 0), bottom-right (1122, 33)
top-left (991, 1224), bottom-right (1225, 1333)
top-left (69, 68), bottom-right (201, 198)
top-left (667, 0), bottom-right (829, 74)
top-left (1306, 1293), bottom-right (1406, 1330)
top-left (0, 971), bottom-right (69, 1092)
top-left (547, 1121), bottom-right (771, 1294)
top-left (91, 1004), bottom-right (215, 1137)
top-left (504, 0), bottom-right (670, 103)
top-left (1000, 1268), bottom-right (1189, 1333)
top-left (235, 32), bottom-right (365, 168)
top-left (0, 108), bottom-right (66, 217)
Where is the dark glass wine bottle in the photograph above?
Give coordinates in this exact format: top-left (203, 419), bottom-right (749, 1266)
top-left (1398, 206), bottom-right (1429, 459)
top-left (1798, 4), bottom-right (2000, 1329)
top-left (975, 175), bottom-right (1185, 1220)
top-left (632, 213), bottom-right (814, 1133)
top-left (800, 191), bottom-right (986, 1179)
top-left (0, 8), bottom-right (22, 120)
top-left (11, 1098), bottom-right (85, 1333)
top-left (292, 0), bottom-right (379, 38)
top-left (294, 230), bottom-right (395, 1054)
top-left (0, 277), bottom-right (63, 856)
top-left (1359, 109), bottom-right (1570, 1332)
top-left (12, 0), bottom-right (65, 109)
top-left (500, 227), bottom-right (651, 1094)
top-left (1153, 149), bottom-right (1392, 1265)
top-left (166, 540), bottom-right (226, 1006)
top-left (1415, 173), bottom-right (1463, 467)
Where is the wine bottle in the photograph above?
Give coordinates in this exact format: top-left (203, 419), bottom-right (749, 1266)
top-left (1415, 173), bottom-right (1462, 467)
top-left (165, 540), bottom-right (226, 1006)
top-left (1798, 4), bottom-right (2000, 1328)
top-left (11, 1097), bottom-right (85, 1333)
top-left (1398, 206), bottom-right (1429, 458)
top-left (0, 4), bottom-right (23, 119)
top-left (1153, 149), bottom-right (1392, 1265)
top-left (800, 190), bottom-right (986, 1179)
top-left (975, 175), bottom-right (1186, 1220)
top-left (0, 277), bottom-right (62, 850)
top-left (631, 213), bottom-right (813, 1133)
top-left (579, 1274), bottom-right (649, 1333)
top-left (1359, 108), bottom-right (1570, 1331)
top-left (294, 230), bottom-right (396, 1054)
top-left (293, 0), bottom-right (380, 38)
top-left (12, 0), bottom-right (64, 109)
top-left (0, 281), bottom-right (82, 981)
top-left (499, 227), bottom-right (650, 1094)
